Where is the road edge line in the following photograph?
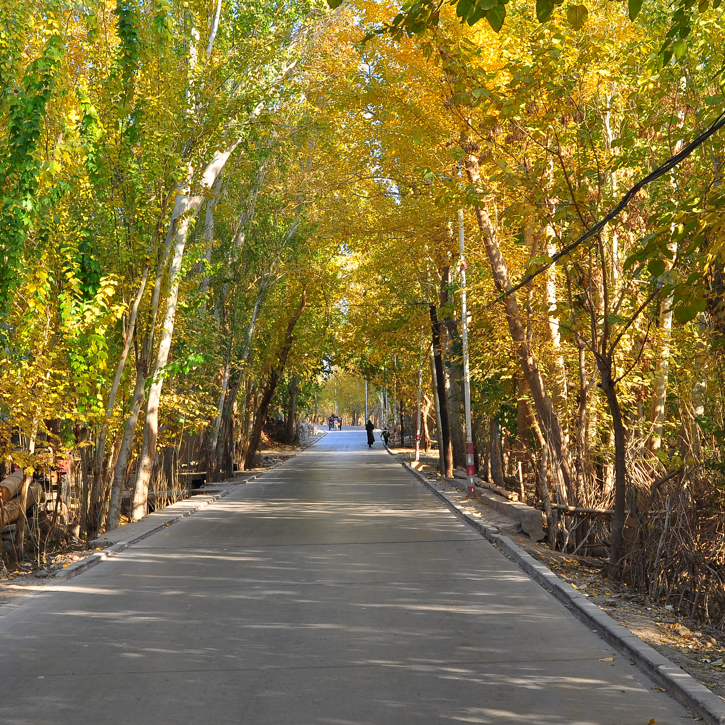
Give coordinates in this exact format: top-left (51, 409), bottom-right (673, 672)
top-left (399, 459), bottom-right (725, 725)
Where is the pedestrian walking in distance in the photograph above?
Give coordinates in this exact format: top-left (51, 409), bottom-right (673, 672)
top-left (365, 419), bottom-right (375, 448)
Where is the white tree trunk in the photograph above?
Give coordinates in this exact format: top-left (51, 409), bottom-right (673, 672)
top-left (89, 266), bottom-right (149, 535)
top-left (131, 145), bottom-right (239, 520)
top-left (461, 128), bottom-right (573, 504)
top-left (648, 291), bottom-right (674, 452)
top-left (131, 205), bottom-right (193, 521)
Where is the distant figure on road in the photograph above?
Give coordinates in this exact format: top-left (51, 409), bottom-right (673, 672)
top-left (381, 427), bottom-right (390, 447)
top-left (338, 417), bottom-right (342, 430)
top-left (365, 419), bottom-right (375, 448)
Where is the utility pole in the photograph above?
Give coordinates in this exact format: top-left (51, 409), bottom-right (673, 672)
top-left (459, 209), bottom-right (475, 497)
top-left (415, 330), bottom-right (423, 462)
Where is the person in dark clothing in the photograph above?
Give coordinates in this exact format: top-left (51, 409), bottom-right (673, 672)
top-left (365, 419), bottom-right (375, 447)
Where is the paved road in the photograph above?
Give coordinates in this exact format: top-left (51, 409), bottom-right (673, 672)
top-left (0, 429), bottom-right (688, 724)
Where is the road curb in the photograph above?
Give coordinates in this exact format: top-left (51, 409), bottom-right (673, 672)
top-left (400, 460), bottom-right (725, 725)
top-left (57, 433), bottom-right (328, 582)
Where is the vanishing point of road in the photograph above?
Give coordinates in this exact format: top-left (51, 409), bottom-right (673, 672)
top-left (0, 429), bottom-right (690, 724)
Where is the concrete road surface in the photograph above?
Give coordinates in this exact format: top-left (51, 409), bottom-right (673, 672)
top-left (0, 429), bottom-right (689, 724)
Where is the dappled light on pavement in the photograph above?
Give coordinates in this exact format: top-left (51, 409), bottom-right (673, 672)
top-left (0, 430), bottom-right (687, 724)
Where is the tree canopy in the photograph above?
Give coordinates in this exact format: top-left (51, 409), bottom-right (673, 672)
top-left (2, 0), bottom-right (725, 628)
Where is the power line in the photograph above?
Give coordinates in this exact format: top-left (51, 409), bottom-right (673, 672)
top-left (485, 109), bottom-right (725, 308)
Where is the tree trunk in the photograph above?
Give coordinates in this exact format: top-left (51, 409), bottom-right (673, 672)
top-left (285, 375), bottom-right (299, 444)
top-left (15, 422), bottom-right (38, 557)
top-left (440, 267), bottom-right (466, 468)
top-left (243, 291), bottom-right (307, 469)
top-left (517, 375), bottom-right (530, 450)
top-left (428, 353), bottom-right (444, 472)
top-left (461, 129), bottom-right (572, 505)
top-left (106, 194), bottom-right (181, 531)
top-left (131, 200), bottom-right (194, 521)
top-left (398, 399), bottom-right (405, 445)
top-left (88, 266), bottom-right (149, 539)
top-left (430, 303), bottom-right (453, 478)
top-left (490, 418), bottom-right (505, 489)
top-left (539, 445), bottom-right (557, 549)
top-left (546, 236), bottom-right (568, 412)
top-left (209, 327), bottom-right (234, 462)
top-left (421, 394), bottom-right (432, 452)
top-left (216, 282), bottom-right (264, 476)
top-left (199, 175), bottom-right (223, 299)
top-left (597, 354), bottom-right (627, 570)
top-left (132, 145), bottom-right (238, 520)
top-left (648, 291), bottom-right (674, 452)
top-left (106, 364), bottom-right (146, 530)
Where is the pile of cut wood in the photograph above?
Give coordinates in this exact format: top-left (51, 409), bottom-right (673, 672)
top-left (0, 470), bottom-right (41, 528)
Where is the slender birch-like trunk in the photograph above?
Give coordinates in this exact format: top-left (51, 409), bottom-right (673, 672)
top-left (16, 423), bottom-right (38, 557)
top-left (429, 351), bottom-right (445, 474)
top-left (440, 267), bottom-right (466, 469)
top-left (430, 303), bottom-right (453, 478)
top-left (461, 129), bottom-right (573, 505)
top-left (545, 235), bottom-right (568, 412)
top-left (199, 175), bottom-right (223, 299)
top-left (131, 204), bottom-right (194, 521)
top-left (88, 266), bottom-right (149, 539)
top-left (209, 331), bottom-right (233, 454)
top-left (285, 375), bottom-right (299, 443)
top-left (648, 291), bottom-right (674, 452)
top-left (215, 281), bottom-right (264, 475)
top-left (106, 365), bottom-right (146, 530)
top-left (131, 145), bottom-right (239, 520)
top-left (648, 105), bottom-right (684, 452)
top-left (104, 213), bottom-right (178, 530)
top-left (243, 291), bottom-right (307, 469)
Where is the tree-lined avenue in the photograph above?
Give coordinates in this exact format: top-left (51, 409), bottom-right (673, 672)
top-left (0, 431), bottom-right (687, 724)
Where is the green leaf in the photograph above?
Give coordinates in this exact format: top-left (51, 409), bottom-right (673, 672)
top-left (457, 0), bottom-right (474, 19)
top-left (486, 3), bottom-right (506, 31)
top-left (628, 0), bottom-right (643, 20)
top-left (327, 0), bottom-right (344, 8)
top-left (566, 3), bottom-right (588, 28)
top-left (673, 39), bottom-right (687, 59)
top-left (536, 0), bottom-right (555, 21)
top-left (674, 305), bottom-right (698, 324)
top-left (648, 259), bottom-right (666, 277)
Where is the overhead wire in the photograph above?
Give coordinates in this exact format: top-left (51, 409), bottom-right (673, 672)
top-left (483, 109), bottom-right (725, 309)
